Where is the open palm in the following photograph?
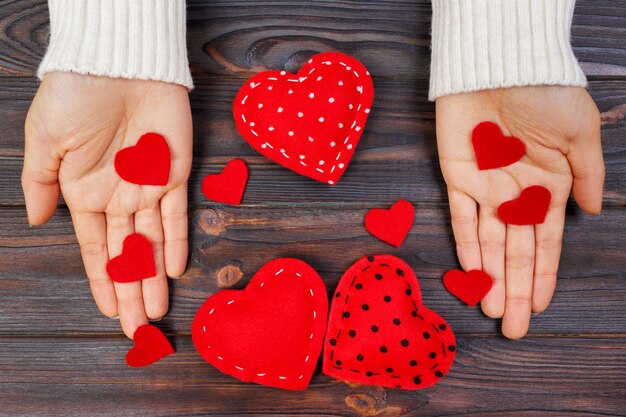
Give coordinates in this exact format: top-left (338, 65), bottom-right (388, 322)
top-left (436, 86), bottom-right (604, 339)
top-left (23, 73), bottom-right (193, 338)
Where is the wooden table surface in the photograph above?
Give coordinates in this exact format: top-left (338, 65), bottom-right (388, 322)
top-left (1, 1), bottom-right (625, 416)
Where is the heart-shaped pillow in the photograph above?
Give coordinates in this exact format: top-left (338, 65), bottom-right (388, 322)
top-left (192, 258), bottom-right (329, 390)
top-left (233, 52), bottom-right (374, 185)
top-left (323, 255), bottom-right (456, 390)
top-left (114, 132), bottom-right (171, 186)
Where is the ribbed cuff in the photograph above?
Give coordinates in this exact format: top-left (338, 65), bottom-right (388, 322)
top-left (38, 0), bottom-right (194, 90)
top-left (429, 0), bottom-right (587, 101)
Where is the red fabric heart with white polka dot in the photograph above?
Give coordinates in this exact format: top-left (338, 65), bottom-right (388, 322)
top-left (233, 52), bottom-right (374, 185)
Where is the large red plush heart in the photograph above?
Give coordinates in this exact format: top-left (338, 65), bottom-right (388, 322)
top-left (233, 52), bottom-right (374, 185)
top-left (323, 255), bottom-right (456, 390)
top-left (126, 324), bottom-right (175, 368)
top-left (106, 233), bottom-right (156, 283)
top-left (364, 200), bottom-right (414, 247)
top-left (442, 269), bottom-right (493, 306)
top-left (192, 258), bottom-right (329, 390)
top-left (114, 132), bottom-right (171, 185)
top-left (472, 122), bottom-right (526, 170)
top-left (202, 159), bottom-right (249, 205)
top-left (498, 185), bottom-right (552, 225)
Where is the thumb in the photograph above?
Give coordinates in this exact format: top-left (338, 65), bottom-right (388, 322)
top-left (566, 125), bottom-right (605, 215)
top-left (21, 129), bottom-right (61, 226)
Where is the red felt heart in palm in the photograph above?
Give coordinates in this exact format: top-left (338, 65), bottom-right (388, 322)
top-left (323, 255), bottom-right (456, 390)
top-left (114, 132), bottom-right (171, 185)
top-left (364, 200), bottom-right (414, 247)
top-left (106, 233), bottom-right (156, 283)
top-left (442, 269), bottom-right (493, 306)
top-left (126, 324), bottom-right (175, 368)
top-left (498, 185), bottom-right (552, 225)
top-left (192, 258), bottom-right (328, 391)
top-left (202, 159), bottom-right (249, 205)
top-left (233, 52), bottom-right (374, 185)
top-left (472, 122), bottom-right (526, 170)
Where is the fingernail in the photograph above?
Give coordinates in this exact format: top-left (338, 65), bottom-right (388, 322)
top-left (110, 315), bottom-right (119, 320)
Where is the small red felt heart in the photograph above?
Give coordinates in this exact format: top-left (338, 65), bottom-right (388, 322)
top-left (106, 233), bottom-right (156, 283)
top-left (364, 200), bottom-right (414, 247)
top-left (323, 255), bottom-right (456, 390)
top-left (442, 269), bottom-right (493, 307)
top-left (233, 52), bottom-right (374, 185)
top-left (192, 258), bottom-right (329, 391)
top-left (498, 185), bottom-right (552, 225)
top-left (202, 159), bottom-right (249, 205)
top-left (126, 324), bottom-right (175, 368)
top-left (472, 122), bottom-right (526, 170)
top-left (115, 132), bottom-right (171, 185)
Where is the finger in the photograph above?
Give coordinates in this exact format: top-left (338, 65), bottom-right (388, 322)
top-left (502, 225), bottom-right (535, 339)
top-left (21, 130), bottom-right (61, 225)
top-left (71, 211), bottom-right (118, 318)
top-left (160, 185), bottom-right (188, 277)
top-left (448, 189), bottom-right (482, 271)
top-left (106, 213), bottom-right (148, 339)
top-left (567, 127), bottom-right (605, 215)
top-left (135, 206), bottom-right (169, 321)
top-left (532, 205), bottom-right (565, 313)
top-left (478, 207), bottom-right (506, 319)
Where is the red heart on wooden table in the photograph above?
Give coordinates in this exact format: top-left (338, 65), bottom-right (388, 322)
top-left (126, 324), bottom-right (175, 368)
top-left (323, 255), bottom-right (456, 390)
top-left (442, 269), bottom-right (493, 306)
top-left (233, 52), bottom-right (374, 185)
top-left (364, 200), bottom-right (415, 247)
top-left (472, 122), bottom-right (526, 170)
top-left (106, 233), bottom-right (156, 283)
top-left (114, 132), bottom-right (171, 186)
top-left (202, 159), bottom-right (249, 205)
top-left (498, 185), bottom-right (552, 225)
top-left (192, 258), bottom-right (329, 390)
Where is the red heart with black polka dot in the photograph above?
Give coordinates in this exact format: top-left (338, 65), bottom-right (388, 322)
top-left (323, 255), bottom-right (456, 390)
top-left (233, 52), bottom-right (374, 185)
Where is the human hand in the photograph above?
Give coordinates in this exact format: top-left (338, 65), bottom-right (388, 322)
top-left (22, 72), bottom-right (193, 338)
top-left (436, 86), bottom-right (604, 339)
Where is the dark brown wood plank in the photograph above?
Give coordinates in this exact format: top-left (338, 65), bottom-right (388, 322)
top-left (0, 77), bottom-right (624, 207)
top-left (0, 0), bottom-right (625, 79)
top-left (0, 336), bottom-right (625, 416)
top-left (1, 205), bottom-right (624, 336)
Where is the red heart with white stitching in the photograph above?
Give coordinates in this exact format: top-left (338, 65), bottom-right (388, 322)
top-left (233, 52), bottom-right (374, 185)
top-left (192, 258), bottom-right (329, 390)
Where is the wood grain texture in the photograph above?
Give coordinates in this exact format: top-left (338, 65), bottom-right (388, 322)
top-left (0, 337), bottom-right (625, 416)
top-left (1, 205), bottom-right (625, 336)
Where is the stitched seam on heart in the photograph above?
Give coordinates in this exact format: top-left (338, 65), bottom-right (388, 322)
top-left (327, 258), bottom-right (448, 384)
top-left (237, 55), bottom-right (372, 185)
top-left (199, 265), bottom-right (320, 384)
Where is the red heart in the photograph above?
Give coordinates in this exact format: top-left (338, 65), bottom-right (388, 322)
top-left (233, 52), bottom-right (374, 185)
top-left (442, 269), bottom-right (493, 306)
top-left (114, 132), bottom-right (171, 185)
top-left (498, 185), bottom-right (552, 225)
top-left (201, 159), bottom-right (249, 205)
top-left (323, 255), bottom-right (456, 390)
top-left (106, 233), bottom-right (156, 283)
top-left (364, 200), bottom-right (414, 247)
top-left (192, 258), bottom-right (329, 390)
top-left (472, 122), bottom-right (526, 170)
top-left (126, 324), bottom-right (175, 368)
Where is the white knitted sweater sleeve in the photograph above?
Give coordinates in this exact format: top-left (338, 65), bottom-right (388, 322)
top-left (38, 0), bottom-right (193, 90)
top-left (429, 0), bottom-right (587, 101)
